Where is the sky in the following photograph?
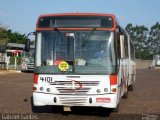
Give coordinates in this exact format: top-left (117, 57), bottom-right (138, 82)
top-left (0, 0), bottom-right (159, 35)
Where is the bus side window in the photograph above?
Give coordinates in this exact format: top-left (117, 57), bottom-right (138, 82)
top-left (116, 32), bottom-right (121, 59)
top-left (124, 36), bottom-right (128, 58)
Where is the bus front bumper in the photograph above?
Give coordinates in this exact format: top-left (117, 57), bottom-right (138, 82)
top-left (33, 92), bottom-right (118, 108)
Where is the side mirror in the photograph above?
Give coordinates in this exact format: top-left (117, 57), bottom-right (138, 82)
top-left (24, 39), bottom-right (30, 52)
top-left (120, 35), bottom-right (125, 59)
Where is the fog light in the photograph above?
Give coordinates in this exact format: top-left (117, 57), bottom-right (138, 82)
top-left (47, 88), bottom-right (51, 92)
top-left (104, 88), bottom-right (108, 92)
top-left (97, 89), bottom-right (101, 93)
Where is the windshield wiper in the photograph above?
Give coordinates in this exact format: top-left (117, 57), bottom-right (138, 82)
top-left (54, 28), bottom-right (64, 57)
top-left (54, 28), bottom-right (63, 40)
top-left (81, 28), bottom-right (96, 47)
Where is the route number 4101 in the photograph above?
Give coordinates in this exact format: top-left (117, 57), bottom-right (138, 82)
top-left (40, 77), bottom-right (53, 83)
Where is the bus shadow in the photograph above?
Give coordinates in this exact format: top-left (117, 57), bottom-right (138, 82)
top-left (30, 96), bottom-right (113, 117)
top-left (70, 106), bottom-right (112, 117)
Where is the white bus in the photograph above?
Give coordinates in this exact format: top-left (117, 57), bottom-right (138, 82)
top-left (28, 13), bottom-right (136, 112)
top-left (151, 55), bottom-right (160, 69)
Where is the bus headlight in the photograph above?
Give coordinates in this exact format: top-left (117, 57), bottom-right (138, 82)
top-left (104, 88), bottom-right (108, 92)
top-left (40, 87), bottom-right (44, 91)
top-left (46, 88), bottom-right (51, 92)
top-left (96, 89), bottom-right (101, 93)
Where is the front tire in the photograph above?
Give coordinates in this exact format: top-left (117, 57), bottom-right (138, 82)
top-left (112, 103), bottom-right (119, 112)
top-left (128, 84), bottom-right (134, 91)
top-left (123, 84), bottom-right (128, 99)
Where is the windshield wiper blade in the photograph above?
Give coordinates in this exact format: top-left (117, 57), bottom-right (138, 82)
top-left (54, 28), bottom-right (63, 38)
top-left (81, 28), bottom-right (96, 47)
top-left (54, 28), bottom-right (64, 56)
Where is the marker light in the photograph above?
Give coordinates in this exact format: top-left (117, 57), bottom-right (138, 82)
top-left (33, 87), bottom-right (37, 91)
top-left (111, 88), bottom-right (117, 92)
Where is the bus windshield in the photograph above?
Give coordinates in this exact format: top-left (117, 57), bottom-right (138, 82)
top-left (35, 30), bottom-right (116, 75)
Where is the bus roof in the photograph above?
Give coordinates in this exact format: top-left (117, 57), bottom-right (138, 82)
top-left (36, 13), bottom-right (117, 31)
top-left (38, 13), bottom-right (116, 18)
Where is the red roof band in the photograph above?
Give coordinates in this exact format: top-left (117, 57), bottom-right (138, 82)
top-left (36, 13), bottom-right (117, 31)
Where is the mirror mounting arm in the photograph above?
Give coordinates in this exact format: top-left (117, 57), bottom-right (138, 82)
top-left (25, 31), bottom-right (35, 52)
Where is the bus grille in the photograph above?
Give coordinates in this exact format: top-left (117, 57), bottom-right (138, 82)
top-left (50, 81), bottom-right (100, 94)
top-left (59, 96), bottom-right (88, 105)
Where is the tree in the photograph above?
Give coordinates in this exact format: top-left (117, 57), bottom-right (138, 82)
top-left (7, 30), bottom-right (27, 44)
top-left (125, 24), bottom-right (151, 59)
top-left (149, 22), bottom-right (160, 55)
top-left (0, 24), bottom-right (28, 52)
top-left (0, 26), bottom-right (8, 53)
top-left (134, 25), bottom-right (149, 59)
